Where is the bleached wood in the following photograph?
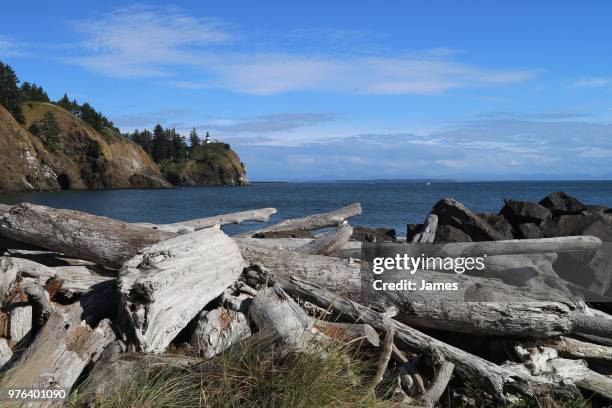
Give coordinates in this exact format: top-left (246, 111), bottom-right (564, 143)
top-left (421, 361), bottom-right (454, 408)
top-left (118, 227), bottom-right (244, 353)
top-left (189, 307), bottom-right (251, 358)
top-left (144, 207), bottom-right (278, 233)
top-left (295, 222), bottom-right (354, 255)
top-left (280, 276), bottom-right (590, 402)
top-left (411, 214), bottom-right (438, 244)
top-left (372, 328), bottom-right (394, 388)
top-left (0, 337), bottom-right (12, 367)
top-left (239, 243), bottom-right (585, 338)
top-left (9, 305), bottom-right (32, 343)
top-left (236, 237), bottom-right (362, 258)
top-left (249, 285), bottom-right (324, 351)
top-left (236, 203), bottom-right (362, 237)
top-left (2, 301), bottom-right (115, 407)
top-left (3, 256), bottom-right (114, 295)
top-left (541, 337), bottom-right (612, 362)
top-left (0, 203), bottom-right (177, 268)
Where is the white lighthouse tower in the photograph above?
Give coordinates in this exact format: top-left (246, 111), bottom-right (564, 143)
top-left (205, 131), bottom-right (211, 144)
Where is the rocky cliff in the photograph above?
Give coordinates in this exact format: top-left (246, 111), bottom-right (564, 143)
top-left (161, 142), bottom-right (248, 186)
top-left (0, 103), bottom-right (169, 192)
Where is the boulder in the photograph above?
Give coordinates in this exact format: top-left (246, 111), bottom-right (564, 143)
top-left (539, 192), bottom-right (586, 215)
top-left (405, 224), bottom-right (422, 242)
top-left (434, 224), bottom-right (473, 243)
top-left (542, 211), bottom-right (612, 241)
top-left (500, 199), bottom-right (551, 226)
top-left (431, 198), bottom-right (504, 241)
top-left (517, 223), bottom-right (542, 239)
top-left (478, 213), bottom-right (515, 240)
top-left (351, 226), bottom-right (396, 243)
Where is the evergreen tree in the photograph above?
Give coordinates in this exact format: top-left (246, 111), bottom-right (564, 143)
top-left (20, 81), bottom-right (50, 102)
top-left (189, 127), bottom-right (200, 148)
top-left (39, 111), bottom-right (61, 151)
top-left (151, 124), bottom-right (170, 162)
top-left (171, 129), bottom-right (188, 160)
top-left (0, 61), bottom-right (25, 123)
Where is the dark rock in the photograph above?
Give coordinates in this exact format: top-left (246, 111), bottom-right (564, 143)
top-left (351, 226), bottom-right (396, 243)
top-left (431, 198), bottom-right (504, 241)
top-left (252, 230), bottom-right (315, 239)
top-left (517, 223), bottom-right (542, 239)
top-left (542, 211), bottom-right (612, 241)
top-left (406, 224), bottom-right (422, 242)
top-left (500, 199), bottom-right (551, 226)
top-left (434, 224), bottom-right (473, 243)
top-left (478, 212), bottom-right (515, 240)
top-left (539, 192), bottom-right (586, 215)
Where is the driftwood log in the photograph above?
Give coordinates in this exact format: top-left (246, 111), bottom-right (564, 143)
top-left (118, 227), bottom-right (244, 353)
top-left (249, 285), bottom-right (326, 351)
top-left (138, 207), bottom-right (277, 233)
top-left (189, 307), bottom-right (251, 358)
top-left (0, 203), bottom-right (177, 269)
top-left (236, 203), bottom-right (362, 238)
top-left (295, 222), bottom-right (353, 256)
top-left (411, 214), bottom-right (438, 243)
top-left (1, 284), bottom-right (116, 407)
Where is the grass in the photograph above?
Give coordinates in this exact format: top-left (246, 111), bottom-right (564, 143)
top-left (66, 334), bottom-right (395, 408)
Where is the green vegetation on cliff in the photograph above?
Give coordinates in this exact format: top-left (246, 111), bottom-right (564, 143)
top-left (0, 61), bottom-right (247, 191)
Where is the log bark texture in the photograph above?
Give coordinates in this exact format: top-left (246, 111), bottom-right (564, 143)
top-left (236, 203), bottom-right (362, 237)
top-left (295, 222), bottom-right (354, 256)
top-left (152, 208), bottom-right (277, 232)
top-left (421, 361), bottom-right (454, 408)
top-left (411, 214), bottom-right (438, 243)
top-left (189, 307), bottom-right (251, 358)
top-left (0, 203), bottom-right (177, 269)
top-left (118, 227), bottom-right (244, 353)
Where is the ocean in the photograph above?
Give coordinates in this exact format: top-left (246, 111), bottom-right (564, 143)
top-left (1, 181), bottom-right (611, 236)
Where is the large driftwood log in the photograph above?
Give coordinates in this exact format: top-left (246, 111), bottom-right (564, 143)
top-left (147, 207), bottom-right (277, 232)
top-left (295, 222), bottom-right (353, 256)
top-left (0, 203), bottom-right (177, 269)
top-left (118, 227), bottom-right (244, 353)
top-left (238, 243), bottom-right (610, 338)
top-left (236, 237), bottom-right (362, 258)
top-left (1, 256), bottom-right (114, 296)
top-left (249, 285), bottom-right (325, 351)
top-left (280, 276), bottom-right (585, 402)
top-left (236, 203), bottom-right (362, 237)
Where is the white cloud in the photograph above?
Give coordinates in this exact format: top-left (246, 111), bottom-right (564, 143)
top-left (572, 77), bottom-right (612, 88)
top-left (0, 35), bottom-right (21, 57)
top-left (65, 5), bottom-right (537, 94)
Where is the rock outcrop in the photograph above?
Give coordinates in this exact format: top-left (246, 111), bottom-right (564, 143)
top-left (161, 143), bottom-right (248, 187)
top-left (0, 103), bottom-right (169, 192)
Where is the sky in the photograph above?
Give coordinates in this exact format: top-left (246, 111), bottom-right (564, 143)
top-left (1, 1), bottom-right (612, 181)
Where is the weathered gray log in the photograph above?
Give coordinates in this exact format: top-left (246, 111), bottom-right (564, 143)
top-left (421, 361), bottom-right (454, 408)
top-left (118, 227), bottom-right (244, 353)
top-left (279, 276), bottom-right (588, 401)
top-left (236, 237), bottom-right (362, 258)
top-left (2, 292), bottom-right (116, 407)
top-left (0, 338), bottom-right (12, 367)
top-left (9, 305), bottom-right (32, 343)
top-left (295, 222), bottom-right (354, 256)
top-left (510, 345), bottom-right (612, 400)
top-left (239, 243), bottom-right (596, 338)
top-left (236, 203), bottom-right (362, 237)
top-left (372, 328), bottom-right (394, 388)
top-left (411, 214), bottom-right (438, 244)
top-left (539, 337), bottom-right (612, 363)
top-left (2, 256), bottom-right (114, 295)
top-left (249, 285), bottom-right (325, 351)
top-left (313, 320), bottom-right (380, 347)
top-left (143, 207), bottom-right (278, 233)
top-left (189, 307), bottom-right (251, 358)
top-left (0, 203), bottom-right (177, 269)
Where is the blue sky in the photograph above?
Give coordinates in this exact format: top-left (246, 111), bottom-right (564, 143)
top-left (2, 1), bottom-right (612, 180)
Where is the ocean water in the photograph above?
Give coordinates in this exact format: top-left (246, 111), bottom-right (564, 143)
top-left (0, 181), bottom-right (611, 236)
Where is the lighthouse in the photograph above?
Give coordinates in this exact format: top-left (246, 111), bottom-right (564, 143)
top-left (205, 131), bottom-right (211, 144)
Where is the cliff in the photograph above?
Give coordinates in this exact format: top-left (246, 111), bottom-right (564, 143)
top-left (0, 103), bottom-right (169, 192)
top-left (161, 143), bottom-right (248, 186)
